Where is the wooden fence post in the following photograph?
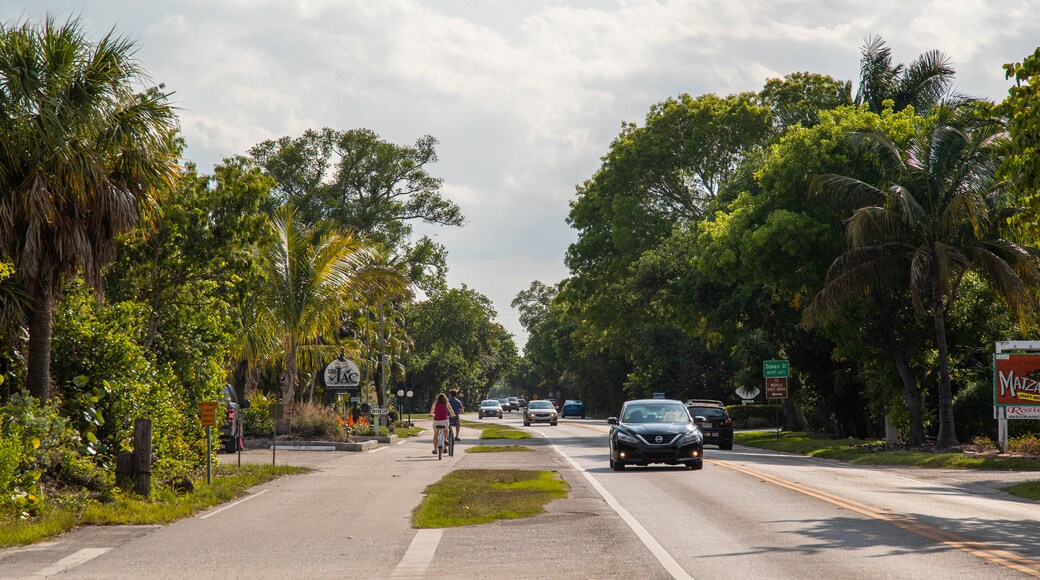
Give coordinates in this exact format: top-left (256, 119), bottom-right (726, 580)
top-left (133, 418), bottom-right (153, 497)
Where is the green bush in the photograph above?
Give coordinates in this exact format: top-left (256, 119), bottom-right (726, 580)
top-left (953, 381), bottom-right (993, 441)
top-left (726, 404), bottom-right (781, 429)
top-left (1008, 435), bottom-right (1040, 455)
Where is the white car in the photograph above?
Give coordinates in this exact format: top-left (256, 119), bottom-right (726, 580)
top-left (523, 400), bottom-right (558, 426)
top-left (479, 399), bottom-right (504, 419)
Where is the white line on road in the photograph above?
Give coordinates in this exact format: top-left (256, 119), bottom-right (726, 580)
top-left (198, 489), bottom-right (269, 519)
top-left (552, 444), bottom-right (693, 580)
top-left (369, 446), bottom-right (387, 453)
top-left (390, 528), bottom-right (443, 579)
top-left (32, 548), bottom-right (110, 577)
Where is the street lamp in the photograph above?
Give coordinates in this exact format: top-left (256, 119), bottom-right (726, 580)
top-left (406, 390), bottom-right (414, 427)
top-left (397, 389), bottom-right (404, 426)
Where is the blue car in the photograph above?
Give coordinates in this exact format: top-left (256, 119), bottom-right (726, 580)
top-left (560, 399), bottom-right (585, 419)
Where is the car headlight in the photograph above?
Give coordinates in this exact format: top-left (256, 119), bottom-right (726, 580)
top-left (616, 431), bottom-right (639, 444)
top-left (680, 430), bottom-right (702, 443)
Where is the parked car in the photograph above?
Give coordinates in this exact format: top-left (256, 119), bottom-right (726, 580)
top-left (685, 399), bottom-right (733, 450)
top-left (479, 399), bottom-right (504, 419)
top-left (498, 397), bottom-right (514, 412)
top-left (508, 396), bottom-right (520, 411)
top-left (608, 399), bottom-right (703, 471)
top-left (561, 400), bottom-right (586, 419)
top-left (219, 384), bottom-right (249, 453)
top-left (523, 400), bottom-right (558, 426)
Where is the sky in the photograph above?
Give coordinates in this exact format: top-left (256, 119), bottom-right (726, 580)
top-left (4, 1), bottom-right (1039, 346)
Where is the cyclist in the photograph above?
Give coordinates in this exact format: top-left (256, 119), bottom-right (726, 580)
top-left (430, 393), bottom-right (455, 454)
top-left (447, 389), bottom-right (464, 441)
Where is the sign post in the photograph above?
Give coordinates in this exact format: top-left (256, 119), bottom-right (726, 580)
top-left (994, 342), bottom-right (1040, 452)
top-left (199, 401), bottom-right (218, 484)
top-left (763, 360), bottom-right (789, 441)
top-left (269, 403), bottom-right (283, 466)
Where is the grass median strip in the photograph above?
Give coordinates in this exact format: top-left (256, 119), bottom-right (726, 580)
top-left (412, 469), bottom-right (568, 528)
top-left (465, 445), bottom-right (533, 453)
top-left (0, 463), bottom-right (308, 547)
top-left (462, 419), bottom-right (532, 440)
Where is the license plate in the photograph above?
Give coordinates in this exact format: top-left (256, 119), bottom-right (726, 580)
top-left (709, 432), bottom-right (718, 437)
top-left (702, 422), bottom-right (713, 429)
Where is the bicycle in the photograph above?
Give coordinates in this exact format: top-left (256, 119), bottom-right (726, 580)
top-left (447, 424), bottom-right (455, 457)
top-left (435, 424), bottom-right (449, 460)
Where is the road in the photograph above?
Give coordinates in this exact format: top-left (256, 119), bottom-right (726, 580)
top-left (3, 412), bottom-right (1040, 579)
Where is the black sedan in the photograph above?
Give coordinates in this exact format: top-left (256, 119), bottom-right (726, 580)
top-left (608, 399), bottom-right (703, 471)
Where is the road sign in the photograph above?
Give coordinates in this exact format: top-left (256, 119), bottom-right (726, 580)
top-left (268, 402), bottom-right (284, 420)
top-left (371, 407), bottom-right (390, 416)
top-left (763, 360), bottom-right (790, 378)
top-left (199, 401), bottom-right (218, 426)
top-left (652, 392), bottom-right (666, 399)
top-left (994, 353), bottom-right (1040, 406)
top-left (766, 377), bottom-right (788, 398)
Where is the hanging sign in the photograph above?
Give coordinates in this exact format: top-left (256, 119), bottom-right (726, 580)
top-left (324, 358), bottom-right (361, 391)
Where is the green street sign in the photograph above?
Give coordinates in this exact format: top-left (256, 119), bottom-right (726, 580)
top-left (763, 359), bottom-right (789, 378)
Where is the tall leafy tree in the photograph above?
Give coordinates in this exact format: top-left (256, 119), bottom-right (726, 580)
top-left (249, 128), bottom-right (462, 292)
top-left (760, 72), bottom-right (853, 130)
top-left (809, 114), bottom-right (1040, 447)
top-left (257, 208), bottom-right (408, 430)
top-left (0, 17), bottom-right (179, 400)
top-left (855, 35), bottom-right (956, 114)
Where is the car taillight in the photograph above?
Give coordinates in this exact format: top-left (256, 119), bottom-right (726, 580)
top-left (724, 418), bottom-right (732, 428)
top-left (226, 407), bottom-right (236, 423)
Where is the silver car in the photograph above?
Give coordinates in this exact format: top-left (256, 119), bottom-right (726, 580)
top-left (523, 400), bottom-right (558, 426)
top-left (479, 399), bottom-right (503, 419)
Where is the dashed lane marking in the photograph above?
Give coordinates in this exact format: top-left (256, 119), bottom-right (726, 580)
top-left (390, 529), bottom-right (443, 579)
top-left (32, 548), bottom-right (110, 577)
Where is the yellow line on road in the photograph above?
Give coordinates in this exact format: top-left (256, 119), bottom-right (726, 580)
top-left (711, 460), bottom-right (1040, 577)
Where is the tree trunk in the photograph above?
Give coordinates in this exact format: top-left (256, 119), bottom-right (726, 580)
top-left (26, 291), bottom-right (54, 401)
top-left (933, 283), bottom-right (958, 447)
top-left (876, 298), bottom-right (925, 445)
top-left (278, 339), bottom-right (297, 434)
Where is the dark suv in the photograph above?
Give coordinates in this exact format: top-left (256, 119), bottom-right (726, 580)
top-left (219, 384), bottom-right (249, 453)
top-left (685, 399), bottom-right (733, 450)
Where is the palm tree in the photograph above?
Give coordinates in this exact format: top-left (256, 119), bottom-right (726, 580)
top-left (809, 115), bottom-right (1040, 447)
top-left (0, 17), bottom-right (179, 400)
top-left (855, 35), bottom-right (956, 114)
top-left (257, 207), bottom-right (407, 431)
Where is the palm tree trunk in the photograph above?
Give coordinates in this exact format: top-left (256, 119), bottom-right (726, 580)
top-left (26, 291), bottom-right (53, 401)
top-left (278, 338), bottom-right (298, 434)
top-left (933, 283), bottom-right (958, 447)
top-left (877, 304), bottom-right (925, 445)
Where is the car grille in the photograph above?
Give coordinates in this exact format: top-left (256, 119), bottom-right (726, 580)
top-left (637, 433), bottom-right (681, 445)
top-left (643, 448), bottom-right (678, 459)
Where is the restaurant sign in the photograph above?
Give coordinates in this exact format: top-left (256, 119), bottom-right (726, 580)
top-left (994, 353), bottom-right (1040, 406)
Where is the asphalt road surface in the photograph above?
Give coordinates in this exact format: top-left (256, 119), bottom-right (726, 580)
top-left (3, 412), bottom-right (1040, 579)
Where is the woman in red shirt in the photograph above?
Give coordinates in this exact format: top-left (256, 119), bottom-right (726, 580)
top-left (430, 392), bottom-right (454, 454)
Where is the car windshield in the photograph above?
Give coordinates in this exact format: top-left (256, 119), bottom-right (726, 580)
top-left (528, 401), bottom-right (553, 409)
top-left (565, 400), bottom-right (581, 405)
top-left (622, 403), bottom-right (689, 424)
top-left (481, 400), bottom-right (499, 407)
top-left (688, 407), bottom-right (727, 419)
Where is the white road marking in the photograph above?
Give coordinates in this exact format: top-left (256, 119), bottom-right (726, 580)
top-left (390, 528), bottom-right (443, 578)
top-left (198, 489), bottom-right (269, 519)
top-left (369, 446), bottom-right (387, 453)
top-left (552, 443), bottom-right (693, 580)
top-left (32, 548), bottom-right (110, 577)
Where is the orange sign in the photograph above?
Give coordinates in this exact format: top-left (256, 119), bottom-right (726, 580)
top-left (199, 401), bottom-right (218, 427)
top-left (765, 377), bottom-right (788, 398)
top-left (995, 353), bottom-right (1040, 406)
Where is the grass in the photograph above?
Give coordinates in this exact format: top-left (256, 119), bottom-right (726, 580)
top-left (735, 432), bottom-right (1040, 470)
top-left (461, 419), bottom-right (532, 440)
top-left (0, 463), bottom-right (308, 548)
top-left (1004, 481), bottom-right (1040, 500)
top-left (412, 469), bottom-right (569, 528)
top-left (394, 425), bottom-right (425, 438)
top-left (466, 445), bottom-right (533, 453)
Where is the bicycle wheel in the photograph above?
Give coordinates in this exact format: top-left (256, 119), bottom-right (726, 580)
top-left (437, 429), bottom-right (443, 460)
top-left (448, 428), bottom-right (455, 456)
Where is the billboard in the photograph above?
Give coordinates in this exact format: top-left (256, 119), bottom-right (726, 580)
top-left (994, 353), bottom-right (1040, 406)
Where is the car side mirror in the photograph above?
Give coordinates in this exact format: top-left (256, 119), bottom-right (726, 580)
top-left (608, 417), bottom-right (618, 425)
top-left (241, 400), bottom-right (251, 409)
top-left (693, 415), bottom-right (705, 425)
